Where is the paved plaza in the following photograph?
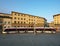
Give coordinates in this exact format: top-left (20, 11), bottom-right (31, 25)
top-left (0, 33), bottom-right (60, 46)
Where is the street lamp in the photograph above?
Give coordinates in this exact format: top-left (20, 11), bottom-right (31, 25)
top-left (34, 19), bottom-right (36, 35)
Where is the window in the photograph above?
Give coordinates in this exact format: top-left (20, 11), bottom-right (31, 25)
top-left (8, 22), bottom-right (10, 24)
top-left (4, 26), bottom-right (6, 28)
top-left (29, 25), bottom-right (30, 27)
top-left (18, 21), bottom-right (19, 24)
top-left (14, 21), bottom-right (16, 24)
top-left (29, 19), bottom-right (30, 21)
top-left (21, 22), bottom-right (22, 24)
top-left (18, 18), bottom-right (20, 20)
top-left (31, 26), bottom-right (33, 27)
top-left (24, 22), bottom-right (26, 24)
top-left (21, 14), bottom-right (23, 16)
top-left (21, 18), bottom-right (23, 20)
top-left (24, 18), bottom-right (25, 20)
top-left (15, 13), bottom-right (16, 15)
top-left (14, 17), bottom-right (16, 19)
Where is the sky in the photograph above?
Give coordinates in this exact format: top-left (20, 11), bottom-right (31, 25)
top-left (0, 0), bottom-right (60, 22)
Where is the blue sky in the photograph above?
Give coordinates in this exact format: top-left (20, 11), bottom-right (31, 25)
top-left (0, 0), bottom-right (60, 22)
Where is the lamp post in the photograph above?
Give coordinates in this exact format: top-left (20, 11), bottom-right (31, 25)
top-left (34, 19), bottom-right (36, 35)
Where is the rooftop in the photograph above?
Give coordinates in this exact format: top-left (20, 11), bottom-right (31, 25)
top-left (12, 11), bottom-right (47, 21)
top-left (53, 14), bottom-right (60, 17)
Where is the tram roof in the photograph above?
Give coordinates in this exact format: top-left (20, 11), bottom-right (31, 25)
top-left (5, 27), bottom-right (55, 29)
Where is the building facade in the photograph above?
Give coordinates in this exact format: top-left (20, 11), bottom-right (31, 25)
top-left (53, 14), bottom-right (60, 31)
top-left (0, 13), bottom-right (12, 33)
top-left (11, 11), bottom-right (47, 27)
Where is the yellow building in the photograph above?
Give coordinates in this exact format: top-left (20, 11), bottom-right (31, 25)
top-left (53, 14), bottom-right (60, 31)
top-left (0, 13), bottom-right (12, 33)
top-left (53, 14), bottom-right (60, 25)
top-left (11, 11), bottom-right (47, 27)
